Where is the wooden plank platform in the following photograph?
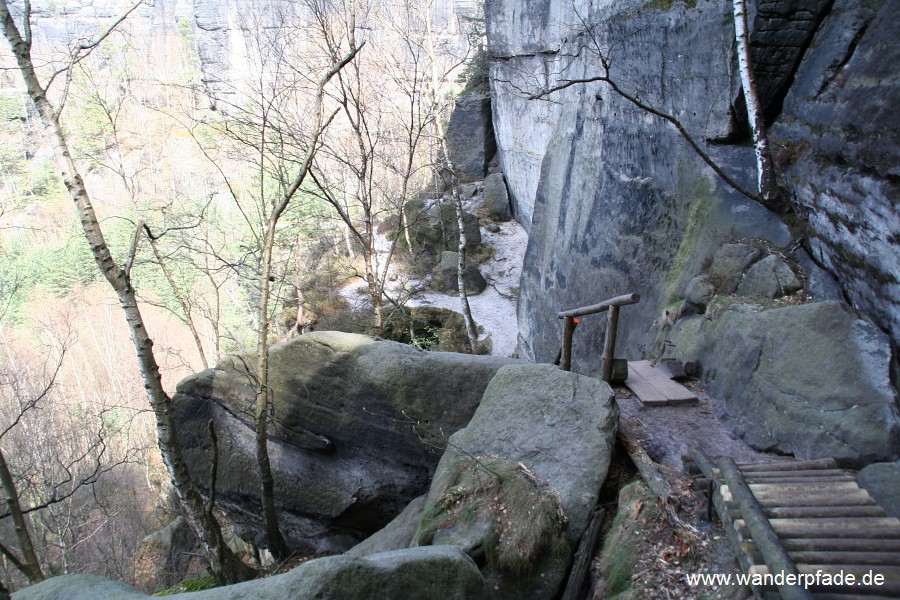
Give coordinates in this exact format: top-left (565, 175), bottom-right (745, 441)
top-left (692, 451), bottom-right (900, 599)
top-left (625, 360), bottom-right (698, 406)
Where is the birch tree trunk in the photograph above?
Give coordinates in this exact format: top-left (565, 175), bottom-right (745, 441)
top-left (423, 4), bottom-right (478, 354)
top-left (0, 0), bottom-right (252, 584)
top-left (732, 0), bottom-right (781, 210)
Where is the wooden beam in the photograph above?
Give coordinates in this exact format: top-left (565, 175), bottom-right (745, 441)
top-left (560, 507), bottom-right (606, 600)
top-left (557, 293), bottom-right (640, 319)
top-left (738, 458), bottom-right (838, 472)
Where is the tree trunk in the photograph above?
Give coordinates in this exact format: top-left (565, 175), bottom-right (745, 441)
top-left (0, 2), bottom-right (252, 584)
top-left (423, 7), bottom-right (478, 354)
top-left (0, 448), bottom-right (44, 583)
top-left (452, 176), bottom-right (478, 353)
top-left (732, 0), bottom-right (782, 211)
top-left (254, 226), bottom-right (289, 561)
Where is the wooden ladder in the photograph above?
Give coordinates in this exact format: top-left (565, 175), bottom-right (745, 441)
top-left (690, 449), bottom-right (900, 599)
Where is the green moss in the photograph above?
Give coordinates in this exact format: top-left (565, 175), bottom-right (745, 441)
top-left (664, 173), bottom-right (721, 304)
top-left (153, 574), bottom-right (217, 596)
top-left (599, 481), bottom-right (659, 598)
top-left (704, 294), bottom-right (734, 320)
top-left (417, 457), bottom-right (569, 576)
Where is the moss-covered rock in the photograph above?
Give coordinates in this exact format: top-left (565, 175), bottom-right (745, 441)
top-left (597, 481), bottom-right (660, 599)
top-left (414, 363), bottom-right (618, 600)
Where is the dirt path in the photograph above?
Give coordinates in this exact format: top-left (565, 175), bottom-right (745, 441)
top-left (614, 379), bottom-right (789, 473)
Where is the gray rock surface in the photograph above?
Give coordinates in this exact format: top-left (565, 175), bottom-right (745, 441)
top-left (684, 275), bottom-right (716, 312)
top-left (490, 0), bottom-right (899, 369)
top-left (415, 364), bottom-right (618, 600)
top-left (447, 87), bottom-right (496, 179)
top-left (437, 251), bottom-right (488, 295)
top-left (13, 547), bottom-right (485, 600)
top-left (173, 332), bottom-right (519, 553)
top-left (773, 0), bottom-right (900, 348)
top-left (492, 0), bottom-right (792, 369)
top-left (12, 575), bottom-right (149, 600)
top-left (736, 254), bottom-right (802, 299)
top-left (666, 301), bottom-right (900, 463)
top-left (857, 461), bottom-right (900, 520)
top-left (344, 496), bottom-right (426, 558)
top-left (792, 249), bottom-right (843, 302)
top-left (711, 244), bottom-right (763, 294)
top-left (482, 173), bottom-right (511, 221)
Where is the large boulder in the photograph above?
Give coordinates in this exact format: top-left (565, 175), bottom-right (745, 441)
top-left (436, 251), bottom-right (488, 295)
top-left (710, 243), bottom-right (763, 294)
top-left (482, 173), bottom-right (511, 221)
top-left (413, 364), bottom-right (619, 600)
top-left (666, 301), bottom-right (900, 464)
top-left (13, 547), bottom-right (485, 600)
top-left (446, 86), bottom-right (496, 179)
top-left (736, 254), bottom-right (802, 299)
top-left (172, 332), bottom-right (520, 554)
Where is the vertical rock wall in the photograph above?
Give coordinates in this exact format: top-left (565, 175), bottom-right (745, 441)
top-left (487, 0), bottom-right (899, 369)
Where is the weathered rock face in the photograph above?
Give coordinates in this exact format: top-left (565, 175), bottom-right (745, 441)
top-left (491, 0), bottom-right (791, 370)
top-left (665, 301), bottom-right (900, 464)
top-left (772, 0), bottom-right (900, 351)
top-left (13, 547), bottom-right (485, 600)
top-left (172, 332), bottom-right (520, 554)
top-left (414, 364), bottom-right (618, 600)
top-left (487, 0), bottom-right (900, 367)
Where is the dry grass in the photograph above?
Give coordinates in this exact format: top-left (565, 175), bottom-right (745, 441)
top-left (417, 456), bottom-right (568, 576)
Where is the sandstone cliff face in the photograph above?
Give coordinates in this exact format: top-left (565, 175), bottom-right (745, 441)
top-left (487, 0), bottom-right (899, 366)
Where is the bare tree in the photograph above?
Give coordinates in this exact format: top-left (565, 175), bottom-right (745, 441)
top-left (187, 2), bottom-right (361, 559)
top-left (0, 0), bottom-right (252, 584)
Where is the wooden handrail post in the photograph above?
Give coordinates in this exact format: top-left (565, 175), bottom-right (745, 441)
top-left (560, 316), bottom-right (576, 372)
top-left (601, 304), bottom-right (620, 383)
top-left (557, 293), bottom-right (639, 377)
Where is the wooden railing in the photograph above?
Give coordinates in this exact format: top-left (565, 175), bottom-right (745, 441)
top-left (557, 293), bottom-right (640, 381)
